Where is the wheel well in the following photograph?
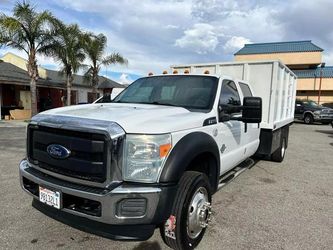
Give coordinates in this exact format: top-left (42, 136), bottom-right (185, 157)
top-left (303, 112), bottom-right (313, 118)
top-left (185, 152), bottom-right (218, 192)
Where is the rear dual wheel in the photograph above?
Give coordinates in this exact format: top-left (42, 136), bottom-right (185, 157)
top-left (271, 137), bottom-right (286, 162)
top-left (160, 171), bottom-right (212, 250)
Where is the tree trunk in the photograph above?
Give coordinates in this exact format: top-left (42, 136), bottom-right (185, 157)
top-left (27, 49), bottom-right (39, 116)
top-left (66, 74), bottom-right (71, 106)
top-left (30, 78), bottom-right (38, 116)
top-left (92, 69), bottom-right (99, 99)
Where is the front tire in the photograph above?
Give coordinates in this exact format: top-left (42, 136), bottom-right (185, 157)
top-left (304, 114), bottom-right (313, 124)
top-left (160, 171), bottom-right (212, 250)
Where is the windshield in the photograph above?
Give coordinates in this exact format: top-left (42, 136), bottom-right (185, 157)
top-left (112, 75), bottom-right (219, 112)
top-left (304, 101), bottom-right (321, 107)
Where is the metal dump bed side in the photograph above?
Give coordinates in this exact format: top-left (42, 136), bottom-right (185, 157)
top-left (171, 60), bottom-right (297, 130)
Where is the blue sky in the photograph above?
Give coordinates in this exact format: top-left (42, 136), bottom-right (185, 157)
top-left (1, 0), bottom-right (333, 84)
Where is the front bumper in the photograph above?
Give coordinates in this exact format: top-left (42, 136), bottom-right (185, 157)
top-left (313, 114), bottom-right (333, 122)
top-left (19, 159), bottom-right (176, 240)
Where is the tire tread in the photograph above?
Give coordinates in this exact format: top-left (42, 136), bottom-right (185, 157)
top-left (162, 171), bottom-right (209, 250)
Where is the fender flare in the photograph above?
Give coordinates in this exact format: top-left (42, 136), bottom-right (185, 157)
top-left (302, 111), bottom-right (314, 119)
top-left (159, 132), bottom-right (220, 191)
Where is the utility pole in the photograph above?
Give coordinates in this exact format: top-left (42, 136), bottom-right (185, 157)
top-left (318, 62), bottom-right (325, 104)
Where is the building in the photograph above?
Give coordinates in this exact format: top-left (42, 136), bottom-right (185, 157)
top-left (234, 40), bottom-right (333, 105)
top-left (0, 52), bottom-right (124, 120)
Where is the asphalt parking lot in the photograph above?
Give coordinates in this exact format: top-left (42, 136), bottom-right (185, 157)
top-left (0, 121), bottom-right (332, 250)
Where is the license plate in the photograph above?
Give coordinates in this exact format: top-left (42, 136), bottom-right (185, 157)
top-left (39, 186), bottom-right (61, 209)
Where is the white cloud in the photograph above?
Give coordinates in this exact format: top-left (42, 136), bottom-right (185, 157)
top-left (175, 23), bottom-right (220, 54)
top-left (323, 52), bottom-right (333, 66)
top-left (191, 0), bottom-right (240, 21)
top-left (165, 24), bottom-right (179, 30)
top-left (119, 73), bottom-right (133, 85)
top-left (223, 36), bottom-right (251, 53)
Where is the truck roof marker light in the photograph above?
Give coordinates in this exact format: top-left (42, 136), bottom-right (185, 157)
top-left (160, 143), bottom-right (172, 158)
top-left (184, 70), bottom-right (190, 74)
top-left (173, 70), bottom-right (178, 74)
top-left (148, 72), bottom-right (154, 76)
top-left (163, 70), bottom-right (168, 74)
top-left (204, 70), bottom-right (210, 74)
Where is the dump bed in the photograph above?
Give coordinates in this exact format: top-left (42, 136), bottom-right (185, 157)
top-left (171, 60), bottom-right (297, 130)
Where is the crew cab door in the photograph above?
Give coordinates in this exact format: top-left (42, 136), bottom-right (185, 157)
top-left (216, 79), bottom-right (247, 174)
top-left (294, 100), bottom-right (304, 119)
top-left (238, 81), bottom-right (260, 157)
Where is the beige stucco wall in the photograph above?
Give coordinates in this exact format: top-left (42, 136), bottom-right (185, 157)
top-left (235, 51), bottom-right (322, 66)
top-left (1, 52), bottom-right (48, 78)
top-left (298, 78), bottom-right (333, 91)
top-left (297, 91), bottom-right (333, 104)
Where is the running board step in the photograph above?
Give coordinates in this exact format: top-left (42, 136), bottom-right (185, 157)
top-left (218, 158), bottom-right (255, 190)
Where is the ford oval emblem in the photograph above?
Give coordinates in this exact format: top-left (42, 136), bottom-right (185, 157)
top-left (47, 144), bottom-right (71, 159)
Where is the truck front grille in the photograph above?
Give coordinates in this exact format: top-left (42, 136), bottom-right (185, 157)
top-left (322, 109), bottom-right (333, 114)
top-left (27, 126), bottom-right (108, 183)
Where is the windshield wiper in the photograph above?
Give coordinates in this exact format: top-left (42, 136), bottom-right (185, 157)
top-left (112, 100), bottom-right (190, 110)
top-left (150, 101), bottom-right (191, 110)
top-left (150, 101), bottom-right (177, 106)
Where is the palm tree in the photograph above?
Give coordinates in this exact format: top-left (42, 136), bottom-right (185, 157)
top-left (0, 1), bottom-right (57, 116)
top-left (83, 33), bottom-right (127, 97)
top-left (42, 22), bottom-right (86, 106)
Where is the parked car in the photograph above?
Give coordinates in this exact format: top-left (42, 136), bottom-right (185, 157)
top-left (294, 99), bottom-right (333, 124)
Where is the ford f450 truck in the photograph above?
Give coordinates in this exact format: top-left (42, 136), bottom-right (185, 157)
top-left (19, 60), bottom-right (297, 250)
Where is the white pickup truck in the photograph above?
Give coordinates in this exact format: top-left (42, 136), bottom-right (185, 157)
top-left (19, 60), bottom-right (297, 250)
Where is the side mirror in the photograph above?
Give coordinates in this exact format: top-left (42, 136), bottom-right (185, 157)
top-left (218, 104), bottom-right (241, 122)
top-left (242, 97), bottom-right (262, 123)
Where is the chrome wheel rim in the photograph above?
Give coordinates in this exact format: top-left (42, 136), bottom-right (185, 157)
top-left (187, 187), bottom-right (211, 239)
top-left (304, 116), bottom-right (310, 124)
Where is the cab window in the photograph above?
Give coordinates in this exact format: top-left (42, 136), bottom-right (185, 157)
top-left (219, 80), bottom-right (241, 116)
top-left (239, 82), bottom-right (252, 97)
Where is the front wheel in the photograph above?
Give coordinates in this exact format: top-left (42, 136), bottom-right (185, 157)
top-left (304, 114), bottom-right (313, 124)
top-left (160, 171), bottom-right (212, 250)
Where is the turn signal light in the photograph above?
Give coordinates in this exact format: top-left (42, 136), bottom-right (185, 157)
top-left (204, 70), bottom-right (210, 74)
top-left (163, 70), bottom-right (168, 74)
top-left (160, 143), bottom-right (171, 158)
top-left (148, 72), bottom-right (153, 76)
top-left (173, 70), bottom-right (178, 74)
top-left (184, 69), bottom-right (190, 74)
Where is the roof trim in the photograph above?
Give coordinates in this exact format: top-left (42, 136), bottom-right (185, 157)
top-left (234, 40), bottom-right (324, 55)
top-left (293, 66), bottom-right (333, 79)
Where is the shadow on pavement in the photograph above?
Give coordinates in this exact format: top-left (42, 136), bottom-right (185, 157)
top-left (315, 129), bottom-right (333, 136)
top-left (132, 241), bottom-right (162, 250)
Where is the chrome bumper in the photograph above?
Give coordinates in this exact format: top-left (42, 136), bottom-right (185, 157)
top-left (19, 159), bottom-right (161, 225)
top-left (314, 114), bottom-right (333, 121)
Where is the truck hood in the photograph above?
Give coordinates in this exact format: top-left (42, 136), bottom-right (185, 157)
top-left (39, 103), bottom-right (209, 134)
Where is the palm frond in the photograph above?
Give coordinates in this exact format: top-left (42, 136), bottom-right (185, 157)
top-left (13, 1), bottom-right (35, 23)
top-left (101, 53), bottom-right (128, 66)
top-left (0, 14), bottom-right (22, 32)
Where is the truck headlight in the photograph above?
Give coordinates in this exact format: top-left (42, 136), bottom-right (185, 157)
top-left (123, 134), bottom-right (172, 183)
